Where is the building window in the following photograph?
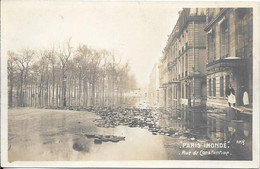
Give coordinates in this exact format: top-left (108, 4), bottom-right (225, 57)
top-left (225, 75), bottom-right (230, 89)
top-left (185, 54), bottom-right (188, 75)
top-left (236, 8), bottom-right (252, 58)
top-left (220, 19), bottom-right (229, 58)
top-left (208, 29), bottom-right (216, 63)
top-left (186, 85), bottom-right (189, 99)
top-left (213, 78), bottom-right (216, 97)
top-left (182, 57), bottom-right (184, 76)
top-left (220, 77), bottom-right (224, 97)
top-left (182, 83), bottom-right (184, 98)
top-left (208, 79), bottom-right (212, 96)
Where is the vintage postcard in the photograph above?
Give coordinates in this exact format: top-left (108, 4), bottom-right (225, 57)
top-left (1, 0), bottom-right (259, 168)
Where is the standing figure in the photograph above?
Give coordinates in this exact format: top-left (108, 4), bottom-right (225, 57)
top-left (243, 90), bottom-right (249, 107)
top-left (226, 84), bottom-right (236, 107)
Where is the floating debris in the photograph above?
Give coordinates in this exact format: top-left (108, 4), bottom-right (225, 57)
top-left (85, 134), bottom-right (96, 138)
top-left (152, 132), bottom-right (158, 135)
top-left (73, 142), bottom-right (89, 152)
top-left (88, 107), bottom-right (195, 138)
top-left (86, 134), bottom-right (125, 144)
top-left (94, 139), bottom-right (102, 144)
top-left (44, 105), bottom-right (206, 140)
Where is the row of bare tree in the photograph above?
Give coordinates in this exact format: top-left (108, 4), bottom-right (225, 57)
top-left (8, 39), bottom-right (137, 108)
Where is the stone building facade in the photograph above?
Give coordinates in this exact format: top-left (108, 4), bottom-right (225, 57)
top-left (157, 8), bottom-right (253, 147)
top-left (204, 8), bottom-right (253, 109)
top-left (159, 8), bottom-right (207, 110)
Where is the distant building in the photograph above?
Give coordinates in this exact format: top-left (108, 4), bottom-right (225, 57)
top-left (204, 8), bottom-right (253, 109)
top-left (158, 55), bottom-right (168, 108)
top-left (159, 8), bottom-right (207, 110)
top-left (148, 63), bottom-right (159, 108)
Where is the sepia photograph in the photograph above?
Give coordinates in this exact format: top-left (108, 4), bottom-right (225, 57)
top-left (1, 0), bottom-right (259, 168)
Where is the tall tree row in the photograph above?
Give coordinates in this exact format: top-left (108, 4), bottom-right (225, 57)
top-left (8, 41), bottom-right (137, 108)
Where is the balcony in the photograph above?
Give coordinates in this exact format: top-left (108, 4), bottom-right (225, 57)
top-left (206, 57), bottom-right (249, 72)
top-left (221, 53), bottom-right (229, 59)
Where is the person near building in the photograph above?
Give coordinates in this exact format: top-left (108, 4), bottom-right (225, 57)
top-left (243, 90), bottom-right (249, 107)
top-left (226, 83), bottom-right (236, 107)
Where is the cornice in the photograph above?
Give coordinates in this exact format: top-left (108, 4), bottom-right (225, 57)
top-left (204, 8), bottom-right (230, 32)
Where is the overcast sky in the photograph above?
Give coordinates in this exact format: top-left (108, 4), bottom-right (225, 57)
top-left (2, 0), bottom-right (181, 88)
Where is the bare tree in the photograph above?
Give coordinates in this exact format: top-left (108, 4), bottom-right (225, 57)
top-left (106, 53), bottom-right (121, 106)
top-left (14, 49), bottom-right (34, 107)
top-left (74, 44), bottom-right (92, 106)
top-left (58, 38), bottom-right (73, 107)
top-left (7, 40), bottom-right (138, 108)
top-left (8, 51), bottom-right (17, 107)
top-left (45, 46), bottom-right (56, 106)
top-left (88, 49), bottom-right (102, 106)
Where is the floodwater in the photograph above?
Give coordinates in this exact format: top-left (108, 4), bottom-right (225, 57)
top-left (8, 108), bottom-right (168, 161)
top-left (8, 106), bottom-right (252, 162)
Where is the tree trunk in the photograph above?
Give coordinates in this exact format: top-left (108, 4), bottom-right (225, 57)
top-left (74, 82), bottom-right (76, 106)
top-left (52, 66), bottom-right (55, 106)
top-left (20, 70), bottom-right (24, 107)
top-left (46, 73), bottom-right (49, 106)
top-left (62, 69), bottom-right (66, 107)
top-left (9, 71), bottom-right (13, 107)
top-left (92, 81), bottom-right (95, 106)
top-left (83, 79), bottom-right (85, 107)
top-left (86, 80), bottom-right (89, 107)
top-left (56, 83), bottom-right (59, 106)
top-left (16, 88), bottom-right (19, 107)
top-left (102, 76), bottom-right (105, 107)
top-left (68, 78), bottom-right (71, 106)
top-left (78, 70), bottom-right (82, 106)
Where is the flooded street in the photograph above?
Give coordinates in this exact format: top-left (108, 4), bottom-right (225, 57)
top-left (8, 106), bottom-right (251, 162)
top-left (9, 108), bottom-right (168, 161)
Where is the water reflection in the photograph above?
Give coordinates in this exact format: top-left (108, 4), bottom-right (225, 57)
top-left (157, 105), bottom-right (252, 160)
